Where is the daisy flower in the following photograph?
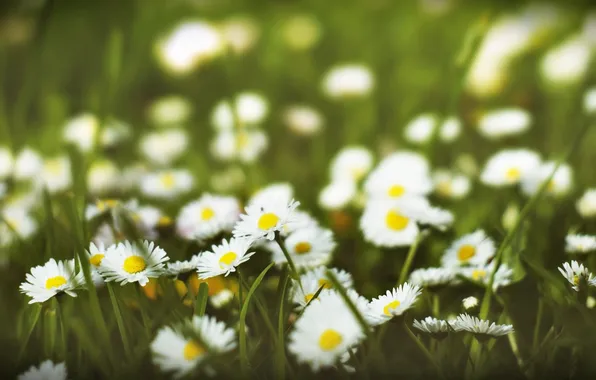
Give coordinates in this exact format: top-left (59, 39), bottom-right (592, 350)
top-left (0, 206), bottom-right (38, 248)
top-left (403, 113), bottom-right (439, 145)
top-left (220, 16), bottom-right (260, 55)
top-left (366, 283), bottom-right (422, 326)
top-left (63, 113), bottom-right (99, 152)
top-left (409, 267), bottom-right (459, 289)
top-left (20, 258), bottom-right (84, 304)
top-left (0, 146), bottom-right (13, 179)
top-left (329, 146), bottom-right (374, 183)
top-left (439, 116), bottom-right (462, 142)
top-left (247, 182), bottom-right (294, 208)
top-left (13, 147), bottom-right (43, 181)
top-left (140, 129), bottom-right (189, 166)
top-left (412, 317), bottom-right (451, 339)
top-left (566, 234), bottom-right (596, 254)
top-left (167, 254), bottom-right (202, 278)
top-left (432, 169), bottom-right (471, 200)
top-left (98, 240), bottom-right (169, 286)
top-left (197, 238), bottom-right (255, 279)
top-left (18, 360), bottom-right (67, 380)
top-left (41, 156), bottom-right (72, 193)
top-left (210, 129), bottom-right (268, 163)
top-left (139, 169), bottom-right (194, 200)
top-left (233, 195), bottom-right (299, 241)
top-left (364, 158), bottom-right (433, 200)
top-left (86, 242), bottom-right (109, 286)
top-left (462, 296), bottom-right (479, 310)
top-left (318, 180), bottom-right (357, 210)
top-left (540, 34), bottom-right (591, 87)
top-left (151, 315), bottom-right (236, 378)
top-left (459, 263), bottom-right (513, 291)
top-left (480, 149), bottom-right (541, 187)
top-left (210, 92), bottom-right (269, 131)
top-left (441, 230), bottom-right (496, 268)
top-left (280, 209), bottom-right (320, 237)
top-left (359, 198), bottom-right (420, 248)
top-left (288, 290), bottom-right (366, 371)
top-left (283, 105), bottom-right (323, 136)
top-left (558, 260), bottom-right (594, 291)
top-left (576, 189), bottom-right (596, 218)
top-left (520, 161), bottom-right (573, 198)
top-left (451, 314), bottom-right (513, 341)
top-left (270, 225), bottom-right (336, 269)
top-left (87, 159), bottom-right (120, 195)
top-left (477, 108), bottom-right (531, 139)
top-left (321, 64), bottom-right (374, 99)
top-left (176, 194), bottom-right (240, 241)
top-left (148, 95), bottom-right (192, 126)
top-left (290, 267), bottom-right (354, 308)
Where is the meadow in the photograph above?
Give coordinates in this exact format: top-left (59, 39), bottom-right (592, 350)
top-left (1, 0), bottom-right (596, 379)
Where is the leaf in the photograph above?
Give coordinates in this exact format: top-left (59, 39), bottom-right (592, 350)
top-left (239, 263), bottom-right (275, 374)
top-left (194, 282), bottom-right (209, 316)
top-left (17, 304), bottom-right (42, 361)
top-left (276, 271), bottom-right (290, 379)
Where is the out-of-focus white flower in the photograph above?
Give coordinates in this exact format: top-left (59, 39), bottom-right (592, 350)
top-left (148, 95), bottom-right (192, 126)
top-left (220, 16), bottom-right (260, 54)
top-left (442, 230), bottom-right (495, 268)
top-left (282, 14), bottom-right (322, 51)
top-left (577, 189), bottom-right (596, 219)
top-left (140, 169), bottom-right (194, 200)
top-left (41, 156), bottom-right (72, 193)
top-left (176, 194), bottom-right (240, 241)
top-left (155, 21), bottom-right (224, 75)
top-left (322, 64), bottom-right (374, 99)
top-left (120, 162), bottom-right (149, 192)
top-left (13, 147), bottom-right (43, 181)
top-left (433, 169), bottom-right (471, 200)
top-left (540, 34), bottom-right (593, 87)
top-left (63, 113), bottom-right (99, 152)
top-left (558, 260), bottom-right (594, 291)
top-left (478, 108), bottom-right (531, 139)
top-left (364, 153), bottom-right (433, 200)
top-left (284, 105), bottom-right (323, 136)
top-left (0, 147), bottom-right (13, 179)
top-left (403, 113), bottom-right (438, 144)
top-left (584, 88), bottom-right (596, 114)
top-left (318, 180), bottom-right (357, 210)
top-left (439, 116), bottom-right (462, 142)
top-left (462, 296), bottom-right (478, 310)
top-left (140, 129), bottom-right (188, 166)
top-left (480, 149), bottom-right (541, 187)
top-left (248, 183), bottom-right (294, 209)
top-left (100, 118), bottom-right (131, 147)
top-left (87, 160), bottom-right (120, 195)
top-left (520, 161), bottom-right (572, 198)
top-left (211, 92), bottom-right (269, 131)
top-left (501, 203), bottom-right (519, 231)
top-left (17, 360), bottom-right (67, 380)
top-left (211, 129), bottom-right (268, 163)
top-left (330, 146), bottom-right (373, 183)
top-left (566, 234), bottom-right (596, 254)
top-left (0, 206), bottom-right (38, 248)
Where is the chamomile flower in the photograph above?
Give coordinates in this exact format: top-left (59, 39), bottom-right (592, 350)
top-left (412, 317), bottom-right (451, 339)
top-left (442, 230), bottom-right (496, 268)
top-left (247, 182), bottom-right (294, 208)
top-left (211, 129), bottom-right (268, 163)
top-left (0, 146), bottom-right (13, 179)
top-left (451, 314), bottom-right (513, 341)
top-left (318, 180), bottom-right (357, 210)
top-left (558, 260), bottom-right (594, 291)
top-left (0, 206), bottom-right (38, 248)
top-left (375, 151), bottom-right (431, 177)
top-left (233, 195), bottom-right (299, 241)
top-left (41, 156), bottom-right (72, 193)
top-left (366, 283), bottom-right (422, 326)
top-left (270, 225), bottom-right (336, 269)
top-left (220, 16), bottom-right (260, 54)
top-left (433, 170), bottom-right (471, 200)
top-left (409, 267), bottom-right (459, 289)
top-left (480, 149), bottom-right (541, 187)
top-left (459, 263), bottom-right (513, 291)
top-left (288, 290), bottom-right (366, 371)
top-left (87, 159), bottom-right (120, 195)
top-left (364, 156), bottom-right (433, 200)
top-left (284, 105), bottom-right (323, 136)
top-left (18, 360), bottom-right (67, 380)
top-left (211, 92), bottom-right (269, 131)
top-left (167, 255), bottom-right (202, 278)
top-left (20, 258), bottom-right (84, 304)
top-left (439, 116), bottom-right (462, 142)
top-left (462, 296), bottom-right (479, 310)
top-left (290, 267), bottom-right (353, 309)
top-left (540, 34), bottom-right (592, 87)
top-left (98, 240), bottom-right (169, 286)
top-left (566, 234), bottom-right (596, 254)
top-left (176, 194), bottom-right (240, 241)
top-left (140, 169), bottom-right (194, 200)
top-left (14, 147), bottom-right (43, 181)
top-left (140, 129), bottom-right (189, 166)
top-left (86, 242), bottom-right (109, 286)
top-left (577, 189), bottom-right (596, 218)
top-left (151, 315), bottom-right (236, 378)
top-left (403, 113), bottom-right (438, 144)
top-left (85, 198), bottom-right (130, 220)
top-left (477, 108), bottom-right (532, 139)
top-left (63, 113), bottom-right (99, 152)
top-left (330, 146), bottom-right (374, 183)
top-left (197, 238), bottom-right (255, 279)
top-left (360, 198), bottom-right (420, 248)
top-left (148, 95), bottom-right (192, 126)
top-left (321, 64), bottom-right (374, 99)
top-left (520, 161), bottom-right (573, 198)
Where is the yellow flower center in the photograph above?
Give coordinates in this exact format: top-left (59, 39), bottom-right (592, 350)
top-left (294, 242), bottom-right (312, 254)
top-left (45, 160), bottom-right (63, 175)
top-left (471, 269), bottom-right (486, 281)
top-left (383, 300), bottom-right (401, 316)
top-left (304, 293), bottom-right (314, 303)
top-left (351, 167), bottom-right (366, 181)
top-left (437, 181), bottom-right (452, 196)
top-left (573, 275), bottom-right (580, 285)
top-left (387, 184), bottom-right (405, 198)
top-left (318, 279), bottom-right (332, 289)
top-left (123, 256), bottom-right (147, 274)
top-left (318, 329), bottom-right (343, 351)
top-left (237, 132), bottom-right (250, 148)
top-left (183, 340), bottom-right (205, 361)
top-left (201, 207), bottom-right (215, 221)
top-left (5, 218), bottom-right (18, 231)
top-left (457, 245), bottom-right (476, 262)
top-left (89, 253), bottom-right (105, 267)
top-left (257, 213), bottom-right (279, 230)
top-left (45, 276), bottom-right (67, 289)
top-left (219, 251), bottom-right (237, 268)
top-left (158, 216), bottom-right (172, 226)
top-left (385, 210), bottom-right (409, 231)
top-left (160, 173), bottom-right (176, 189)
top-left (506, 167), bottom-right (520, 181)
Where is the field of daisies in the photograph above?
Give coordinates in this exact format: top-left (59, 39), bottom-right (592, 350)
top-left (2, 0), bottom-right (596, 379)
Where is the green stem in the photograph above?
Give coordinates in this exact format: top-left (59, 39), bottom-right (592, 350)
top-left (276, 271), bottom-right (289, 380)
top-left (532, 298), bottom-right (543, 351)
top-left (135, 285), bottom-right (151, 340)
top-left (274, 233), bottom-right (301, 285)
top-left (403, 321), bottom-right (444, 379)
top-left (432, 294), bottom-right (440, 318)
top-left (397, 232), bottom-right (424, 285)
top-left (107, 284), bottom-right (132, 359)
top-left (56, 300), bottom-right (67, 360)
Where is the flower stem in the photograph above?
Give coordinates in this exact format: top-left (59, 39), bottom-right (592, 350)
top-left (403, 321), bottom-right (444, 379)
top-left (274, 233), bottom-right (301, 284)
top-left (107, 283), bottom-right (132, 359)
top-left (397, 232), bottom-right (424, 285)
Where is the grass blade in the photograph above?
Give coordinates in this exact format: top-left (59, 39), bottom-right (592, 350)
top-left (276, 271), bottom-right (290, 380)
top-left (195, 282), bottom-right (209, 316)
